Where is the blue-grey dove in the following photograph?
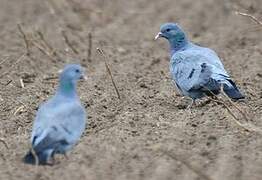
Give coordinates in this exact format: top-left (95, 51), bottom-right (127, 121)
top-left (155, 23), bottom-right (244, 106)
top-left (24, 64), bottom-right (87, 165)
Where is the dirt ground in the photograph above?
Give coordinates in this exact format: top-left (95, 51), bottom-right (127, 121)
top-left (0, 0), bottom-right (262, 179)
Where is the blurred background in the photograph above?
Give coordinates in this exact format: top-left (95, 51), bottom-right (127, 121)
top-left (0, 0), bottom-right (261, 180)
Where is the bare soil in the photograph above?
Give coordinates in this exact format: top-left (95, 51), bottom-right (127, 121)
top-left (0, 0), bottom-right (262, 180)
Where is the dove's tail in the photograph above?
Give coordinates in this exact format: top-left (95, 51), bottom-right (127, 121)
top-left (23, 150), bottom-right (50, 165)
top-left (223, 79), bottom-right (245, 100)
top-left (23, 151), bottom-right (36, 164)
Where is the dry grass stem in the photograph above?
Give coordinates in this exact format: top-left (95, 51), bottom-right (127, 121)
top-left (43, 76), bottom-right (58, 81)
top-left (61, 30), bottom-right (79, 55)
top-left (0, 56), bottom-right (10, 66)
top-left (15, 99), bottom-right (36, 117)
top-left (162, 150), bottom-right (214, 180)
top-left (97, 48), bottom-right (121, 100)
top-left (30, 147), bottom-right (39, 166)
top-left (210, 97), bottom-right (262, 134)
top-left (17, 24), bottom-right (59, 62)
top-left (31, 41), bottom-right (57, 62)
top-left (235, 11), bottom-right (262, 26)
top-left (220, 90), bottom-right (249, 121)
top-left (87, 32), bottom-right (92, 62)
top-left (14, 105), bottom-right (25, 115)
top-left (36, 30), bottom-right (56, 56)
top-left (202, 86), bottom-right (260, 133)
top-left (0, 138), bottom-right (9, 149)
top-left (207, 97), bottom-right (251, 132)
top-left (20, 78), bottom-right (25, 88)
top-left (0, 53), bottom-right (26, 78)
top-left (5, 79), bottom-right (12, 86)
top-left (17, 24), bottom-right (31, 55)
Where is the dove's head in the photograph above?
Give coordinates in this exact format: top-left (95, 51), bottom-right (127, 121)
top-left (155, 23), bottom-right (188, 52)
top-left (59, 64), bottom-right (86, 84)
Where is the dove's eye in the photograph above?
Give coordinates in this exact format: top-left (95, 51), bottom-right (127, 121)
top-left (75, 69), bottom-right (80, 73)
top-left (166, 28), bottom-right (171, 32)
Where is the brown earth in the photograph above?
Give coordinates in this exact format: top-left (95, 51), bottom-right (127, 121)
top-left (0, 0), bottom-right (262, 180)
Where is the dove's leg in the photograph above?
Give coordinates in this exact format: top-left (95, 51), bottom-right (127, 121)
top-left (46, 158), bottom-right (55, 166)
top-left (185, 99), bottom-right (197, 116)
top-left (187, 99), bottom-right (196, 109)
top-left (63, 152), bottom-right (69, 160)
top-left (42, 150), bottom-right (56, 165)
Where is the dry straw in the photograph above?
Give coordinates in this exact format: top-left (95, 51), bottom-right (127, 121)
top-left (235, 11), bottom-right (262, 26)
top-left (97, 48), bottom-right (121, 100)
top-left (203, 86), bottom-right (261, 134)
top-left (162, 150), bottom-right (214, 180)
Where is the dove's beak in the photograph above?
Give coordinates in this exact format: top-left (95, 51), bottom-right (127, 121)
top-left (58, 69), bottom-right (63, 74)
top-left (154, 32), bottom-right (163, 40)
top-left (80, 67), bottom-right (87, 80)
top-left (80, 73), bottom-right (87, 80)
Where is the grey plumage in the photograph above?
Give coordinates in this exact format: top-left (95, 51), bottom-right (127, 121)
top-left (155, 23), bottom-right (244, 103)
top-left (24, 64), bottom-right (87, 165)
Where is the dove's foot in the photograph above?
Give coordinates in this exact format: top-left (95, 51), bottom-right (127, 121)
top-left (45, 157), bottom-right (56, 166)
top-left (197, 98), bottom-right (212, 107)
top-left (63, 153), bottom-right (69, 160)
top-left (185, 99), bottom-right (196, 115)
top-left (187, 99), bottom-right (196, 109)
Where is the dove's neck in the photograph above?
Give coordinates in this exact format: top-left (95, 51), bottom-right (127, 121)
top-left (57, 79), bottom-right (78, 99)
top-left (169, 33), bottom-right (188, 56)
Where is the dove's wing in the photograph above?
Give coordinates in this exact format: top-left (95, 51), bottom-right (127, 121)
top-left (31, 100), bottom-right (86, 153)
top-left (170, 49), bottom-right (230, 93)
top-left (194, 46), bottom-right (227, 72)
